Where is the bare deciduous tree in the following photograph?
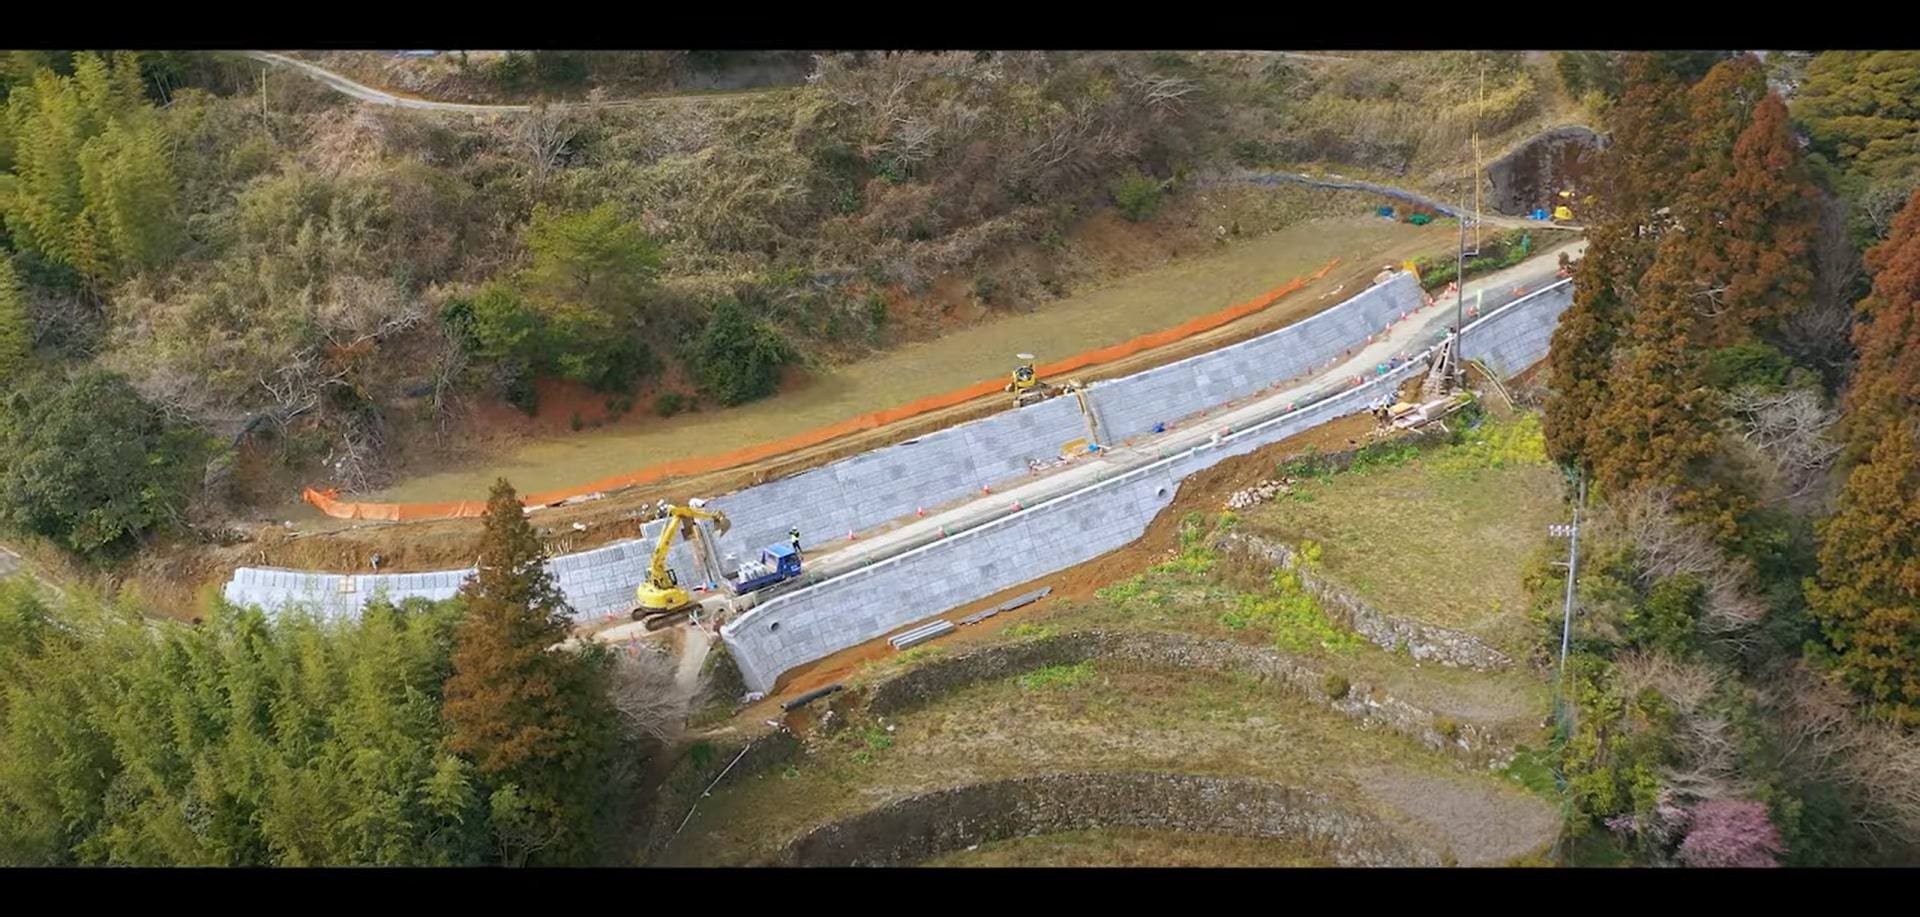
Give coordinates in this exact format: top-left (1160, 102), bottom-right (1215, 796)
top-left (1592, 487), bottom-right (1768, 637)
top-left (1130, 73), bottom-right (1199, 110)
top-left (1724, 385), bottom-right (1844, 500)
top-left (608, 644), bottom-right (687, 747)
top-left (1773, 661), bottom-right (1920, 844)
top-left (1858, 178), bottom-right (1920, 243)
top-left (1789, 193), bottom-right (1864, 372)
top-left (516, 103), bottom-right (578, 192)
top-left (880, 115), bottom-right (940, 170)
top-left (1615, 650), bottom-right (1748, 800)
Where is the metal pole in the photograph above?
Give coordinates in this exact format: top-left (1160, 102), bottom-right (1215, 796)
top-left (1455, 195), bottom-right (1467, 336)
top-left (1558, 474), bottom-right (1584, 677)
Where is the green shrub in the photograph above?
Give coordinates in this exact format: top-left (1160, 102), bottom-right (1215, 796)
top-left (1019, 661), bottom-right (1095, 690)
top-left (654, 391), bottom-right (688, 418)
top-left (1110, 171), bottom-right (1165, 222)
top-left (1434, 716), bottom-right (1461, 742)
top-left (1704, 342), bottom-right (1795, 392)
top-left (1323, 672), bottom-right (1351, 700)
top-left (688, 298), bottom-right (796, 407)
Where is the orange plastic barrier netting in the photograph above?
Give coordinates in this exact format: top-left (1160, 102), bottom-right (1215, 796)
top-left (305, 257), bottom-right (1343, 522)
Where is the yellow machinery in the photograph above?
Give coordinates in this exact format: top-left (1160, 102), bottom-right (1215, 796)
top-left (632, 504), bottom-right (732, 627)
top-left (1005, 353), bottom-right (1063, 407)
top-left (1552, 190), bottom-right (1576, 223)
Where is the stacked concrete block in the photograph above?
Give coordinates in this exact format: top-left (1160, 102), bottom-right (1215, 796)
top-left (1458, 281), bottom-right (1573, 380)
top-left (225, 274), bottom-right (1550, 634)
top-left (721, 352), bottom-right (1439, 694)
top-left (706, 393), bottom-right (1087, 559)
top-left (223, 566), bottom-right (473, 621)
top-left (722, 460), bottom-right (1187, 693)
top-left (1088, 273), bottom-right (1425, 445)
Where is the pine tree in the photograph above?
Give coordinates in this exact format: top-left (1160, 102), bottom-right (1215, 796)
top-left (440, 479), bottom-right (616, 864)
top-left (1680, 55), bottom-right (1768, 189)
top-left (1655, 89), bottom-right (1820, 348)
top-left (1591, 245), bottom-right (1722, 512)
top-left (1543, 54), bottom-right (1693, 471)
top-left (1718, 94), bottom-right (1820, 342)
top-left (1543, 240), bottom-right (1627, 470)
top-left (1808, 189), bottom-right (1920, 730)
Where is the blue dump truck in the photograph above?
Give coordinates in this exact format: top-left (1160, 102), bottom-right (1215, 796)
top-left (723, 542), bottom-right (804, 595)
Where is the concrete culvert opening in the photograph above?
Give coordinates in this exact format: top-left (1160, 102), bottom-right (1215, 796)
top-left (769, 622), bottom-right (780, 633)
top-left (1156, 486), bottom-right (1167, 497)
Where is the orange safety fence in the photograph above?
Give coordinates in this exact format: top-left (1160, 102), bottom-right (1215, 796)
top-left (304, 257), bottom-right (1343, 522)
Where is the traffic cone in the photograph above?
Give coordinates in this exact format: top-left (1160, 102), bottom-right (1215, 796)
top-left (916, 507), bottom-right (925, 517)
top-left (1013, 501), bottom-right (1024, 511)
top-left (938, 526), bottom-right (948, 537)
top-left (846, 529), bottom-right (856, 541)
top-left (982, 485), bottom-right (992, 495)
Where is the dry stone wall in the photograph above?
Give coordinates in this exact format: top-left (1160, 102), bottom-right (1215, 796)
top-left (771, 772), bottom-right (1440, 867)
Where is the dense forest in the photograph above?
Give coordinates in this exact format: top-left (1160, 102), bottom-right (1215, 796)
top-left (0, 480), bottom-right (690, 865)
top-left (0, 49), bottom-right (1559, 564)
top-left (1533, 50), bottom-right (1920, 866)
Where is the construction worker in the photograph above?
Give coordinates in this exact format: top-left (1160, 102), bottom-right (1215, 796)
top-left (789, 527), bottom-right (802, 556)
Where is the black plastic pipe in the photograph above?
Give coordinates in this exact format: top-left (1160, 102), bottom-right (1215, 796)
top-left (781, 683), bottom-right (844, 712)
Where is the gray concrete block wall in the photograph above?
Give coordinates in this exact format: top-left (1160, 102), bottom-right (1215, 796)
top-left (223, 516), bottom-right (707, 625)
top-left (721, 354), bottom-right (1438, 695)
top-left (721, 459), bottom-right (1188, 693)
top-left (1458, 280), bottom-right (1574, 380)
top-left (1087, 273), bottom-right (1426, 446)
top-left (225, 275), bottom-right (1549, 631)
top-left (705, 393), bottom-right (1088, 559)
top-left (223, 566), bottom-right (474, 621)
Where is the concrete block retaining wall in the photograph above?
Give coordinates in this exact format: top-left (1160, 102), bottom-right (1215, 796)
top-left (703, 393), bottom-right (1089, 562)
top-left (226, 513), bottom-right (709, 624)
top-left (721, 357), bottom-right (1436, 695)
top-left (224, 275), bottom-right (1563, 631)
top-left (1458, 279), bottom-right (1573, 379)
top-left (1086, 273), bottom-right (1426, 445)
top-left (716, 284), bottom-right (1575, 694)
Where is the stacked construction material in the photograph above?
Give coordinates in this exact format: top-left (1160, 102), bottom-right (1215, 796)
top-left (889, 619), bottom-right (956, 651)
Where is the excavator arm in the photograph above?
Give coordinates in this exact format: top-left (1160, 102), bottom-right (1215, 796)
top-left (645, 505), bottom-right (731, 591)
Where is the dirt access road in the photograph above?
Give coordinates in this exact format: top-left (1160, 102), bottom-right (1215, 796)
top-left (240, 51), bottom-right (780, 113)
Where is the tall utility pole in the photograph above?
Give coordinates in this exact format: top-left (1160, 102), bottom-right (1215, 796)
top-left (1450, 61), bottom-right (1487, 391)
top-left (1550, 473), bottom-right (1586, 678)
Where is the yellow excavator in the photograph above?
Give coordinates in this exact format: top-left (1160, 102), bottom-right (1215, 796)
top-left (631, 504), bottom-right (732, 629)
top-left (1006, 353), bottom-right (1073, 408)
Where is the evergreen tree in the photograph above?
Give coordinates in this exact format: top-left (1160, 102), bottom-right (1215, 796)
top-left (1591, 246), bottom-right (1724, 521)
top-left (1718, 94), bottom-right (1820, 343)
top-left (0, 256), bottom-right (28, 381)
top-left (1679, 55), bottom-right (1768, 193)
top-left (1808, 189), bottom-right (1920, 730)
top-left (0, 51), bottom-right (177, 288)
top-left (1659, 83), bottom-right (1820, 348)
top-left (1543, 54), bottom-right (1693, 472)
top-left (441, 479), bottom-right (618, 865)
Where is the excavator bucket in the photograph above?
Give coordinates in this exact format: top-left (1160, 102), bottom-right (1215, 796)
top-left (710, 512), bottom-right (732, 537)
